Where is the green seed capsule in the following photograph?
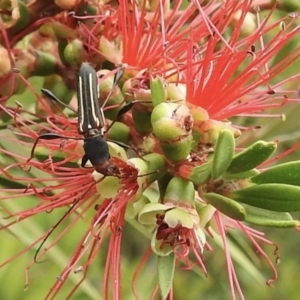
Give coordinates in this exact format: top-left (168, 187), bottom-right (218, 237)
top-left (98, 69), bottom-right (125, 120)
top-left (43, 75), bottom-right (74, 106)
top-left (151, 102), bottom-right (193, 142)
top-left (160, 135), bottom-right (193, 162)
top-left (63, 39), bottom-right (87, 66)
top-left (33, 51), bottom-right (57, 76)
top-left (132, 106), bottom-right (153, 134)
top-left (106, 121), bottom-right (130, 144)
top-left (141, 153), bottom-right (167, 184)
top-left (152, 117), bottom-right (185, 141)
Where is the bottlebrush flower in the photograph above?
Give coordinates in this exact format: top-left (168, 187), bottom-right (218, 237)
top-left (84, 0), bottom-right (244, 75)
top-left (1, 1), bottom-right (300, 300)
top-left (184, 1), bottom-right (300, 120)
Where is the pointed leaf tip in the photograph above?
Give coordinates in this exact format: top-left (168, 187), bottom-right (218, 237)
top-left (158, 254), bottom-right (176, 300)
top-left (211, 129), bottom-right (235, 179)
top-left (230, 184), bottom-right (300, 212)
top-left (227, 140), bottom-right (277, 174)
top-left (250, 161), bottom-right (300, 186)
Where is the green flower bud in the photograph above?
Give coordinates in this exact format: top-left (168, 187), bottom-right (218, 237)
top-left (43, 74), bottom-right (74, 107)
top-left (106, 121), bottom-right (130, 145)
top-left (132, 106), bottom-right (153, 134)
top-left (63, 39), bottom-right (87, 66)
top-left (98, 69), bottom-right (125, 120)
top-left (57, 39), bottom-right (68, 66)
top-left (160, 135), bottom-right (193, 162)
top-left (151, 102), bottom-right (193, 142)
top-left (141, 153), bottom-right (167, 184)
top-left (95, 176), bottom-right (122, 201)
top-left (33, 51), bottom-right (57, 76)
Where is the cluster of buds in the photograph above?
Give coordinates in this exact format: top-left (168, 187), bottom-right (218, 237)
top-left (1, 0), bottom-right (300, 299)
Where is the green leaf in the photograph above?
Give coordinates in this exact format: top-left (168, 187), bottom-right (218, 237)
top-left (150, 76), bottom-right (166, 107)
top-left (227, 140), bottom-right (277, 174)
top-left (230, 184), bottom-right (300, 212)
top-left (180, 161), bottom-right (211, 186)
top-left (242, 203), bottom-right (300, 228)
top-left (157, 253), bottom-right (175, 300)
top-left (211, 129), bottom-right (235, 178)
top-left (204, 193), bottom-right (246, 221)
top-left (250, 161), bottom-right (300, 186)
top-left (223, 168), bottom-right (259, 180)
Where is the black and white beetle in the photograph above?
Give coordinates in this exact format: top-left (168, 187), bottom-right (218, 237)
top-left (76, 63), bottom-right (122, 175)
top-left (29, 63), bottom-right (131, 176)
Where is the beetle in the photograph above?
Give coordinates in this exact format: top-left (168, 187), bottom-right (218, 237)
top-left (29, 63), bottom-right (128, 176)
